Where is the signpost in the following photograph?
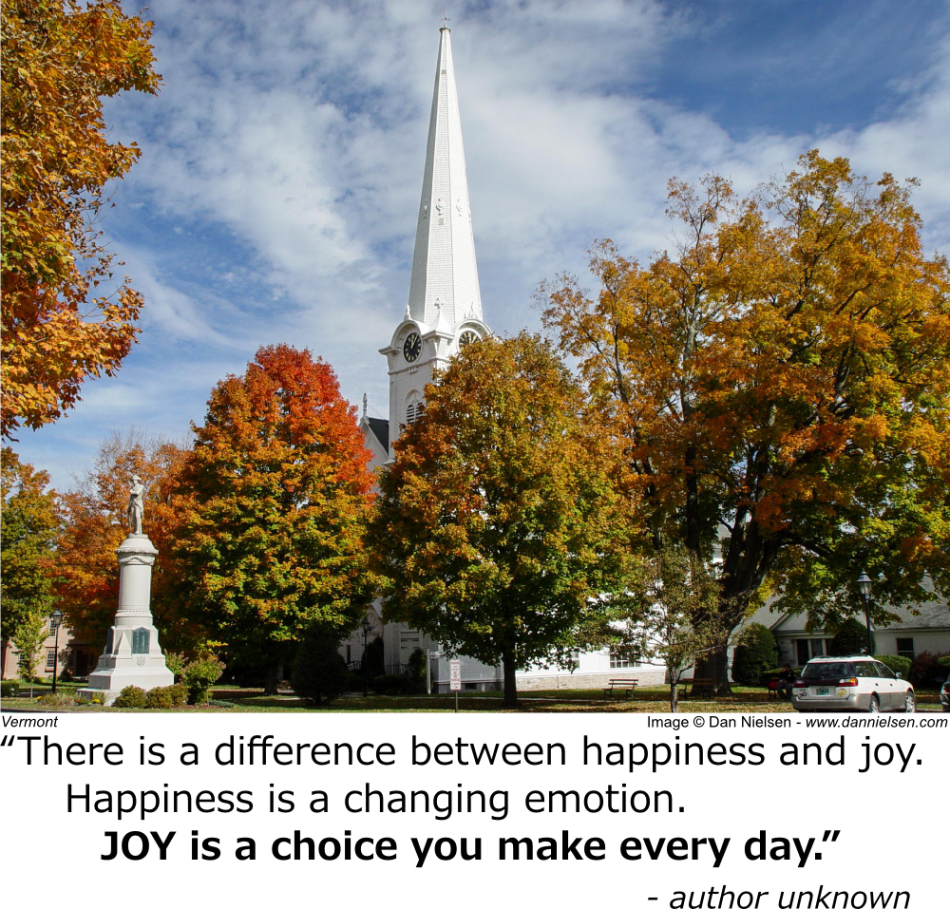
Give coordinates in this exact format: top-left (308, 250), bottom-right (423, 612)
top-left (450, 658), bottom-right (461, 713)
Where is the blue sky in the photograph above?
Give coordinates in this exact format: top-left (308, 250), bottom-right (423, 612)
top-left (13, 0), bottom-right (950, 490)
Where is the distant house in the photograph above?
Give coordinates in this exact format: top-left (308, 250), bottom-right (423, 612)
top-left (744, 599), bottom-right (950, 669)
top-left (1, 618), bottom-right (99, 681)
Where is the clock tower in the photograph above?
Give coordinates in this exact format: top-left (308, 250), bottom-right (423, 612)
top-left (377, 24), bottom-right (489, 458)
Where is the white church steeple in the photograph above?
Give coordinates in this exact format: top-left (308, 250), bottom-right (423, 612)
top-left (407, 25), bottom-right (483, 326)
top-left (373, 24), bottom-right (490, 461)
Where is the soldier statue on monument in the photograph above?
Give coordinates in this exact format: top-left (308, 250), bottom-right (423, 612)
top-left (127, 474), bottom-right (145, 535)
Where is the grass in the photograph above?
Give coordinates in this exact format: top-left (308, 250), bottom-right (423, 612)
top-left (0, 689), bottom-right (790, 716)
top-left (2, 683), bottom-right (942, 714)
top-left (5, 678), bottom-right (85, 692)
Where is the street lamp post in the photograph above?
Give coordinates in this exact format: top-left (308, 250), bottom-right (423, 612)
top-left (49, 610), bottom-right (63, 695)
top-left (856, 571), bottom-right (874, 656)
top-left (361, 616), bottom-right (371, 697)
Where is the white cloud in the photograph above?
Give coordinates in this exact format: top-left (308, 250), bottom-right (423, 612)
top-left (14, 0), bottom-right (950, 489)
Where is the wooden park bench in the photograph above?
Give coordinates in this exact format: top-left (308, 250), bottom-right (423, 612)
top-left (676, 677), bottom-right (715, 698)
top-left (603, 678), bottom-right (639, 699)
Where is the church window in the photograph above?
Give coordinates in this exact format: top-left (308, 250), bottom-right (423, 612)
top-left (406, 395), bottom-right (424, 425)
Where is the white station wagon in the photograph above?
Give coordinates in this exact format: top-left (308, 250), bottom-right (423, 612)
top-left (792, 656), bottom-right (915, 713)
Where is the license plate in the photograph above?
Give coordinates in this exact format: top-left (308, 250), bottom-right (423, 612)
top-left (816, 687), bottom-right (830, 696)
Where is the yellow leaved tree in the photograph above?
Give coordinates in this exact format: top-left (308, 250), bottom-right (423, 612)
top-left (542, 152), bottom-right (950, 692)
top-left (1, 0), bottom-right (160, 439)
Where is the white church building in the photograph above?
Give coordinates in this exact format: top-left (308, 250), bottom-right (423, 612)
top-left (343, 25), bottom-right (663, 692)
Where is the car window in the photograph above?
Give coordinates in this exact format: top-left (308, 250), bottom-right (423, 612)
top-left (802, 662), bottom-right (854, 680)
top-left (874, 662), bottom-right (895, 680)
top-left (853, 662), bottom-right (877, 678)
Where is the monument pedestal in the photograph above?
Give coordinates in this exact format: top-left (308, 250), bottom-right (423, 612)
top-left (79, 534), bottom-right (173, 705)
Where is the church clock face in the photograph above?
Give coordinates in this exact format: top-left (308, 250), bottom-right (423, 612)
top-left (458, 330), bottom-right (478, 350)
top-left (403, 332), bottom-right (422, 363)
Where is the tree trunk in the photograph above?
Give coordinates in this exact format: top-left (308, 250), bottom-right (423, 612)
top-left (502, 651), bottom-right (519, 709)
top-left (695, 647), bottom-right (731, 695)
top-left (264, 665), bottom-right (281, 696)
top-left (669, 680), bottom-right (679, 713)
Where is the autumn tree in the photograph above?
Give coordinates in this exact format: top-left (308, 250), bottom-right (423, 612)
top-left (1, 448), bottom-right (59, 661)
top-left (542, 151), bottom-right (950, 692)
top-left (172, 345), bottom-right (375, 693)
top-left (54, 431), bottom-right (193, 651)
top-left (369, 332), bottom-right (632, 708)
top-left (581, 546), bottom-right (726, 713)
top-left (1, 0), bottom-right (160, 439)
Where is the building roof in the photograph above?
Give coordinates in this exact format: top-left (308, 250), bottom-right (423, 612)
top-left (366, 417), bottom-right (389, 454)
top-left (406, 26), bottom-right (482, 327)
top-left (746, 599), bottom-right (949, 635)
top-left (874, 600), bottom-right (950, 632)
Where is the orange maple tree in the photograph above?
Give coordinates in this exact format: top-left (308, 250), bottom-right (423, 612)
top-left (172, 345), bottom-right (375, 691)
top-left (1, 0), bottom-right (160, 439)
top-left (542, 151), bottom-right (950, 690)
top-left (54, 432), bottom-right (193, 651)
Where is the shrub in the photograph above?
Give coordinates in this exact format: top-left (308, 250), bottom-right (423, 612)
top-left (372, 673), bottom-right (416, 696)
top-left (830, 618), bottom-right (874, 656)
top-left (35, 691), bottom-right (75, 708)
top-left (346, 669), bottom-right (366, 692)
top-left (145, 684), bottom-right (188, 709)
top-left (291, 624), bottom-right (348, 706)
top-left (876, 655), bottom-right (912, 679)
top-left (113, 685), bottom-right (148, 708)
top-left (936, 655), bottom-right (950, 675)
top-left (183, 655), bottom-right (225, 705)
top-left (1, 680), bottom-right (19, 698)
top-left (731, 624), bottom-right (779, 685)
top-left (910, 651), bottom-right (950, 689)
top-left (760, 667), bottom-right (792, 685)
top-left (163, 652), bottom-right (187, 682)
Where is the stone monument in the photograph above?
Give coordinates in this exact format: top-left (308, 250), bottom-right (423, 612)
top-left (79, 475), bottom-right (174, 705)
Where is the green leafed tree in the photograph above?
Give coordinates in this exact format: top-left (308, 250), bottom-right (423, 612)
top-left (581, 545), bottom-right (726, 712)
top-left (13, 613), bottom-right (48, 685)
top-left (172, 345), bottom-right (375, 693)
top-left (369, 332), bottom-right (634, 708)
top-left (1, 447), bottom-right (59, 652)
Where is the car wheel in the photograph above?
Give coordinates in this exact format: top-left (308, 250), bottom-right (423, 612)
top-left (903, 691), bottom-right (915, 713)
top-left (867, 695), bottom-right (880, 714)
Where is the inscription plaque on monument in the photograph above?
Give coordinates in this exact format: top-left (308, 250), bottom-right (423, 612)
top-left (132, 627), bottom-right (150, 654)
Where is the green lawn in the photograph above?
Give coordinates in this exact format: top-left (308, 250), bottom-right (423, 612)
top-left (1, 694), bottom-right (787, 713)
top-left (1, 682), bottom-right (941, 713)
